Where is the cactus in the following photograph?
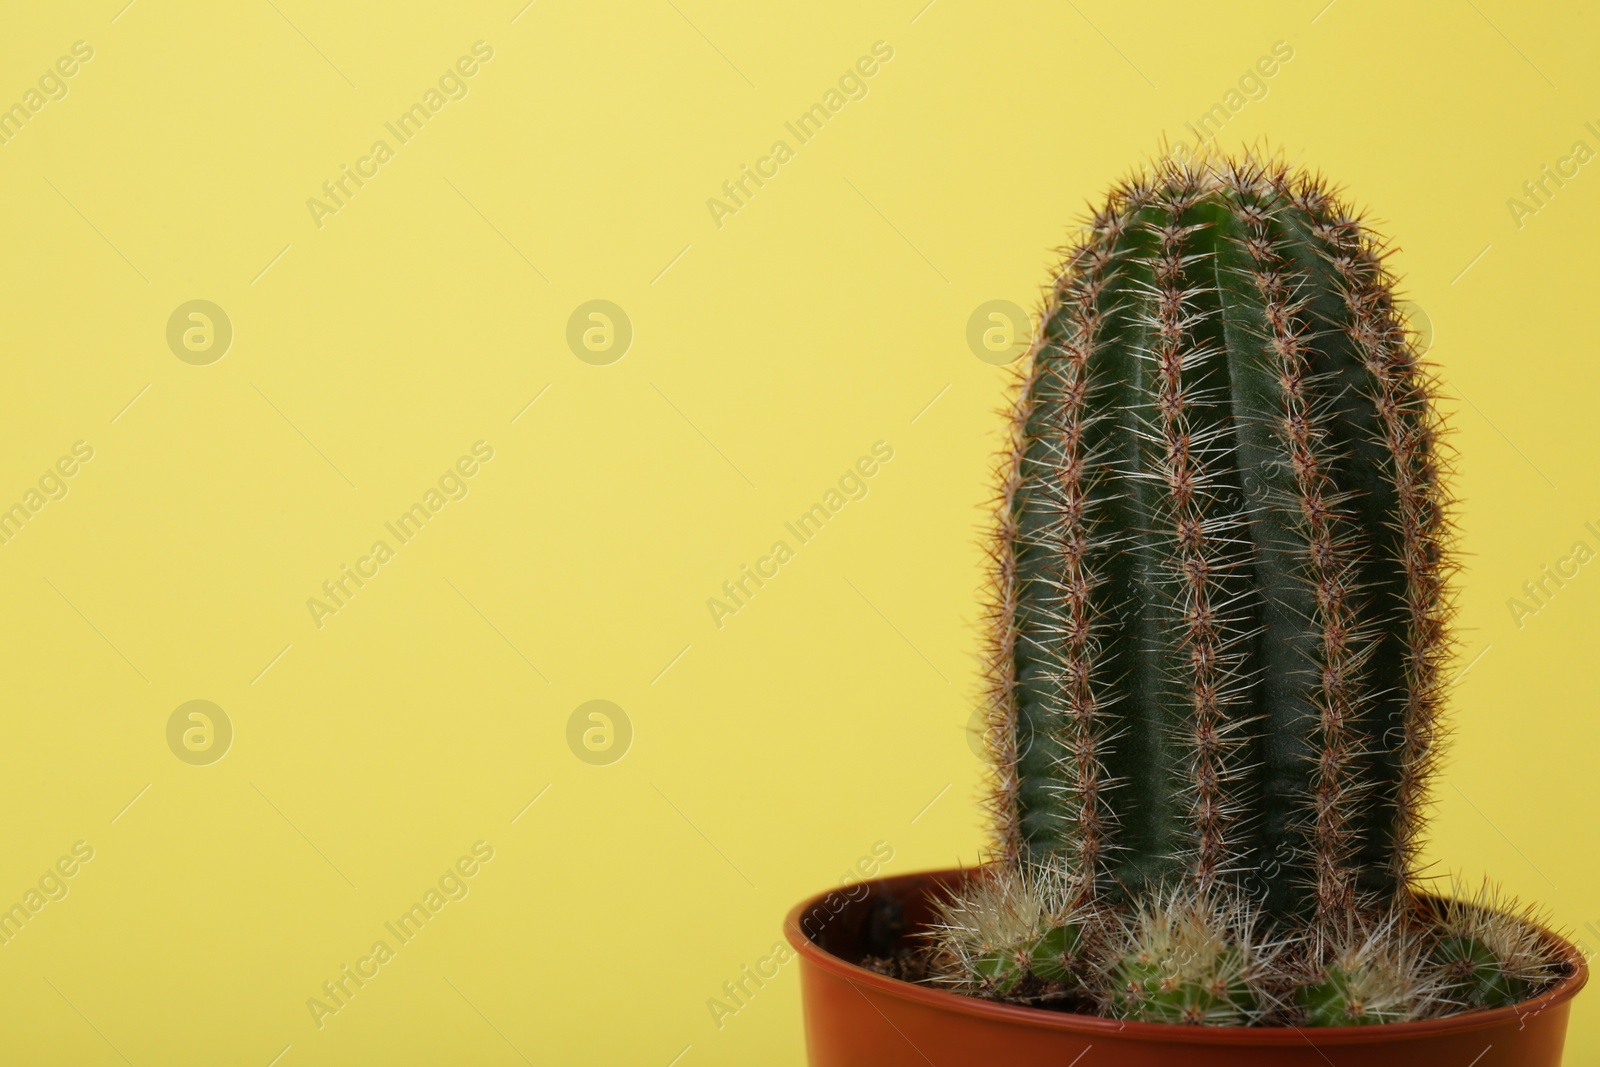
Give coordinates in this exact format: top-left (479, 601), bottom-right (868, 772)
top-left (1429, 881), bottom-right (1566, 1012)
top-left (1106, 887), bottom-right (1275, 1025)
top-left (1296, 912), bottom-right (1431, 1025)
top-left (929, 861), bottom-right (1090, 1002)
top-left (984, 149), bottom-right (1450, 926)
top-left (933, 150), bottom-right (1567, 1023)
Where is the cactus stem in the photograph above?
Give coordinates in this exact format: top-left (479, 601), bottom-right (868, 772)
top-left (1231, 191), bottom-right (1372, 925)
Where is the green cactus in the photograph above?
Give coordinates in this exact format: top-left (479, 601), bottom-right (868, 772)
top-left (1429, 881), bottom-right (1565, 1013)
top-left (1296, 914), bottom-right (1430, 1025)
top-left (935, 150), bottom-right (1566, 1023)
top-left (973, 922), bottom-right (1083, 995)
top-left (929, 862), bottom-right (1090, 1002)
top-left (1107, 889), bottom-right (1273, 1025)
top-left (981, 151), bottom-right (1449, 926)
top-left (1433, 936), bottom-right (1529, 1010)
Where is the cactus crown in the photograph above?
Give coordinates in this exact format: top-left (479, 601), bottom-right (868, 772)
top-left (980, 149), bottom-right (1452, 927)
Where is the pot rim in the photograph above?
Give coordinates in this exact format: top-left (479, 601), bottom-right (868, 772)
top-left (784, 866), bottom-right (1590, 1048)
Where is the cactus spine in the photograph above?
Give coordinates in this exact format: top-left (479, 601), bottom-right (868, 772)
top-left (982, 152), bottom-right (1450, 927)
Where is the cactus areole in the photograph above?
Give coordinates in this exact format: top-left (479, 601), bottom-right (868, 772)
top-left (986, 154), bottom-right (1448, 928)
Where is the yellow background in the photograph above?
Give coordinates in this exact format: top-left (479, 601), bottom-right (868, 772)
top-left (1, 1), bottom-right (1596, 1063)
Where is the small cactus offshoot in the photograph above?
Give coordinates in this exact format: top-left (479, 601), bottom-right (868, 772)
top-left (1431, 881), bottom-right (1566, 1012)
top-left (1107, 889), bottom-right (1275, 1025)
top-left (1296, 913), bottom-right (1432, 1026)
top-left (926, 147), bottom-right (1572, 1025)
top-left (930, 863), bottom-right (1090, 1002)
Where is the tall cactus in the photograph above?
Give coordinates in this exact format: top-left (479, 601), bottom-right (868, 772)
top-left (932, 153), bottom-right (1569, 1024)
top-left (979, 151), bottom-right (1452, 930)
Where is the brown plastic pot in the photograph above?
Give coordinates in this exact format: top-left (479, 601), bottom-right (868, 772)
top-left (785, 867), bottom-right (1588, 1067)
